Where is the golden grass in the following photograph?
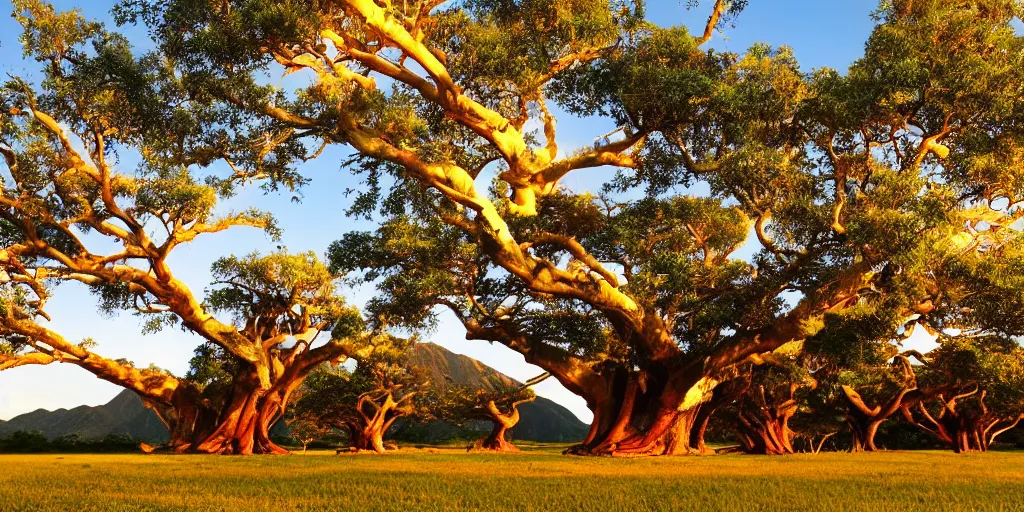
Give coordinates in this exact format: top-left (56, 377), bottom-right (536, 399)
top-left (1, 445), bottom-right (1022, 511)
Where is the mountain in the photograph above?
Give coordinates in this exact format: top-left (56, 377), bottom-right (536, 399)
top-left (0, 389), bottom-right (170, 442)
top-left (0, 343), bottom-right (589, 444)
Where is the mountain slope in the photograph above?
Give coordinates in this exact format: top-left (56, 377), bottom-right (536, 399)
top-left (0, 390), bottom-right (170, 442)
top-left (0, 343), bottom-right (589, 444)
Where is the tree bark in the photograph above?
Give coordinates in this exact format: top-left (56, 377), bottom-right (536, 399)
top-left (733, 384), bottom-right (801, 456)
top-left (841, 384), bottom-right (914, 452)
top-left (467, 265), bottom-right (872, 458)
top-left (688, 377), bottom-right (748, 454)
top-left (735, 411), bottom-right (795, 455)
top-left (145, 372), bottom-right (305, 455)
top-left (897, 387), bottom-right (1015, 453)
top-left (189, 383), bottom-right (289, 455)
top-left (342, 391), bottom-right (410, 453)
top-left (473, 398), bottom-right (530, 452)
top-left (563, 368), bottom-right (717, 456)
top-left (479, 421), bottom-right (516, 452)
top-left (348, 423), bottom-right (387, 453)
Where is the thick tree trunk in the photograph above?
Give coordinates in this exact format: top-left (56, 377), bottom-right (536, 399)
top-left (565, 369), bottom-right (716, 456)
top-left (344, 392), bottom-right (408, 453)
top-left (349, 424), bottom-right (387, 453)
top-left (735, 413), bottom-right (795, 455)
top-left (847, 417), bottom-right (883, 453)
top-left (147, 380), bottom-right (294, 455)
top-left (192, 386), bottom-right (276, 455)
top-left (734, 393), bottom-right (798, 455)
top-left (479, 422), bottom-right (517, 452)
top-left (660, 409), bottom-right (699, 455)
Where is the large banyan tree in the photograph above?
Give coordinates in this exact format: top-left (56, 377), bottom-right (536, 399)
top-left (0, 1), bottom-right (366, 454)
top-left (97, 0), bottom-right (1024, 456)
top-left (92, 0), bottom-right (1024, 455)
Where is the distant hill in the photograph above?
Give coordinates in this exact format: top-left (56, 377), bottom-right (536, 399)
top-left (0, 343), bottom-right (588, 444)
top-left (0, 389), bottom-right (170, 442)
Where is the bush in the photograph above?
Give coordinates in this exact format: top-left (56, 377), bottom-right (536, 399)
top-left (0, 430), bottom-right (50, 453)
top-left (0, 430), bottom-right (143, 453)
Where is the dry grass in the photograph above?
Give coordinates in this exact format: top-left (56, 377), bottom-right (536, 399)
top-left (1, 445), bottom-right (1022, 511)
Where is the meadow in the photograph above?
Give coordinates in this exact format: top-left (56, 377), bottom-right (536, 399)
top-left (0, 445), bottom-right (1022, 511)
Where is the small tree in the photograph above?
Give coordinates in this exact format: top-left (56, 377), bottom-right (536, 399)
top-left (439, 373), bottom-right (548, 452)
top-left (294, 336), bottom-right (427, 453)
top-left (287, 411), bottom-right (334, 454)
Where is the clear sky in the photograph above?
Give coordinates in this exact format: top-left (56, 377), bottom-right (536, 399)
top-left (0, 0), bottom-right (896, 423)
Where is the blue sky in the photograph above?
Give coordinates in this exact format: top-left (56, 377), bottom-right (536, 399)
top-left (0, 0), bottom-right (888, 423)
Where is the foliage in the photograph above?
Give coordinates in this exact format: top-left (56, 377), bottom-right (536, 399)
top-left (432, 377), bottom-right (536, 426)
top-left (4, 0), bottom-right (1024, 456)
top-left (0, 431), bottom-right (142, 453)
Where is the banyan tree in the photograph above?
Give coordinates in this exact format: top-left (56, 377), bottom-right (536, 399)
top-left (5, 0), bottom-right (1024, 455)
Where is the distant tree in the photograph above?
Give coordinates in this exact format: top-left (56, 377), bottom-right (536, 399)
top-left (724, 353), bottom-right (820, 456)
top-left (294, 337), bottom-right (427, 453)
top-left (439, 373), bottom-right (548, 452)
top-left (901, 335), bottom-right (1024, 453)
top-left (802, 308), bottom-right (925, 452)
top-left (287, 410), bottom-right (334, 454)
top-left (834, 355), bottom-right (918, 452)
top-left (0, 430), bottom-right (49, 453)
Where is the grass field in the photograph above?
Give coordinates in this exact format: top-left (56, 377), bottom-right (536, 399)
top-left (1, 444), bottom-right (1022, 511)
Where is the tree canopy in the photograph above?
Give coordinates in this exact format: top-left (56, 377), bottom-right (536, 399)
top-left (2, 0), bottom-right (1023, 456)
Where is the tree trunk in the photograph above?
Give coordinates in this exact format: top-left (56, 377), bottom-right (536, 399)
top-left (565, 369), bottom-right (716, 456)
top-left (348, 422), bottom-right (387, 453)
top-left (475, 400), bottom-right (525, 452)
top-left (690, 405), bottom-right (714, 455)
top-left (344, 392), bottom-right (407, 453)
top-left (901, 388), bottom-right (999, 454)
top-left (147, 381), bottom-right (293, 455)
top-left (847, 417), bottom-right (883, 453)
top-left (734, 395), bottom-right (798, 455)
top-left (735, 414), bottom-right (794, 455)
top-left (840, 384), bottom-right (913, 453)
top-left (479, 422), bottom-right (516, 452)
top-left (688, 377), bottom-right (747, 455)
top-left (660, 409), bottom-right (699, 455)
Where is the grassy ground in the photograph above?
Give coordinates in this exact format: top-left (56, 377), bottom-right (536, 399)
top-left (1, 444), bottom-right (1022, 511)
